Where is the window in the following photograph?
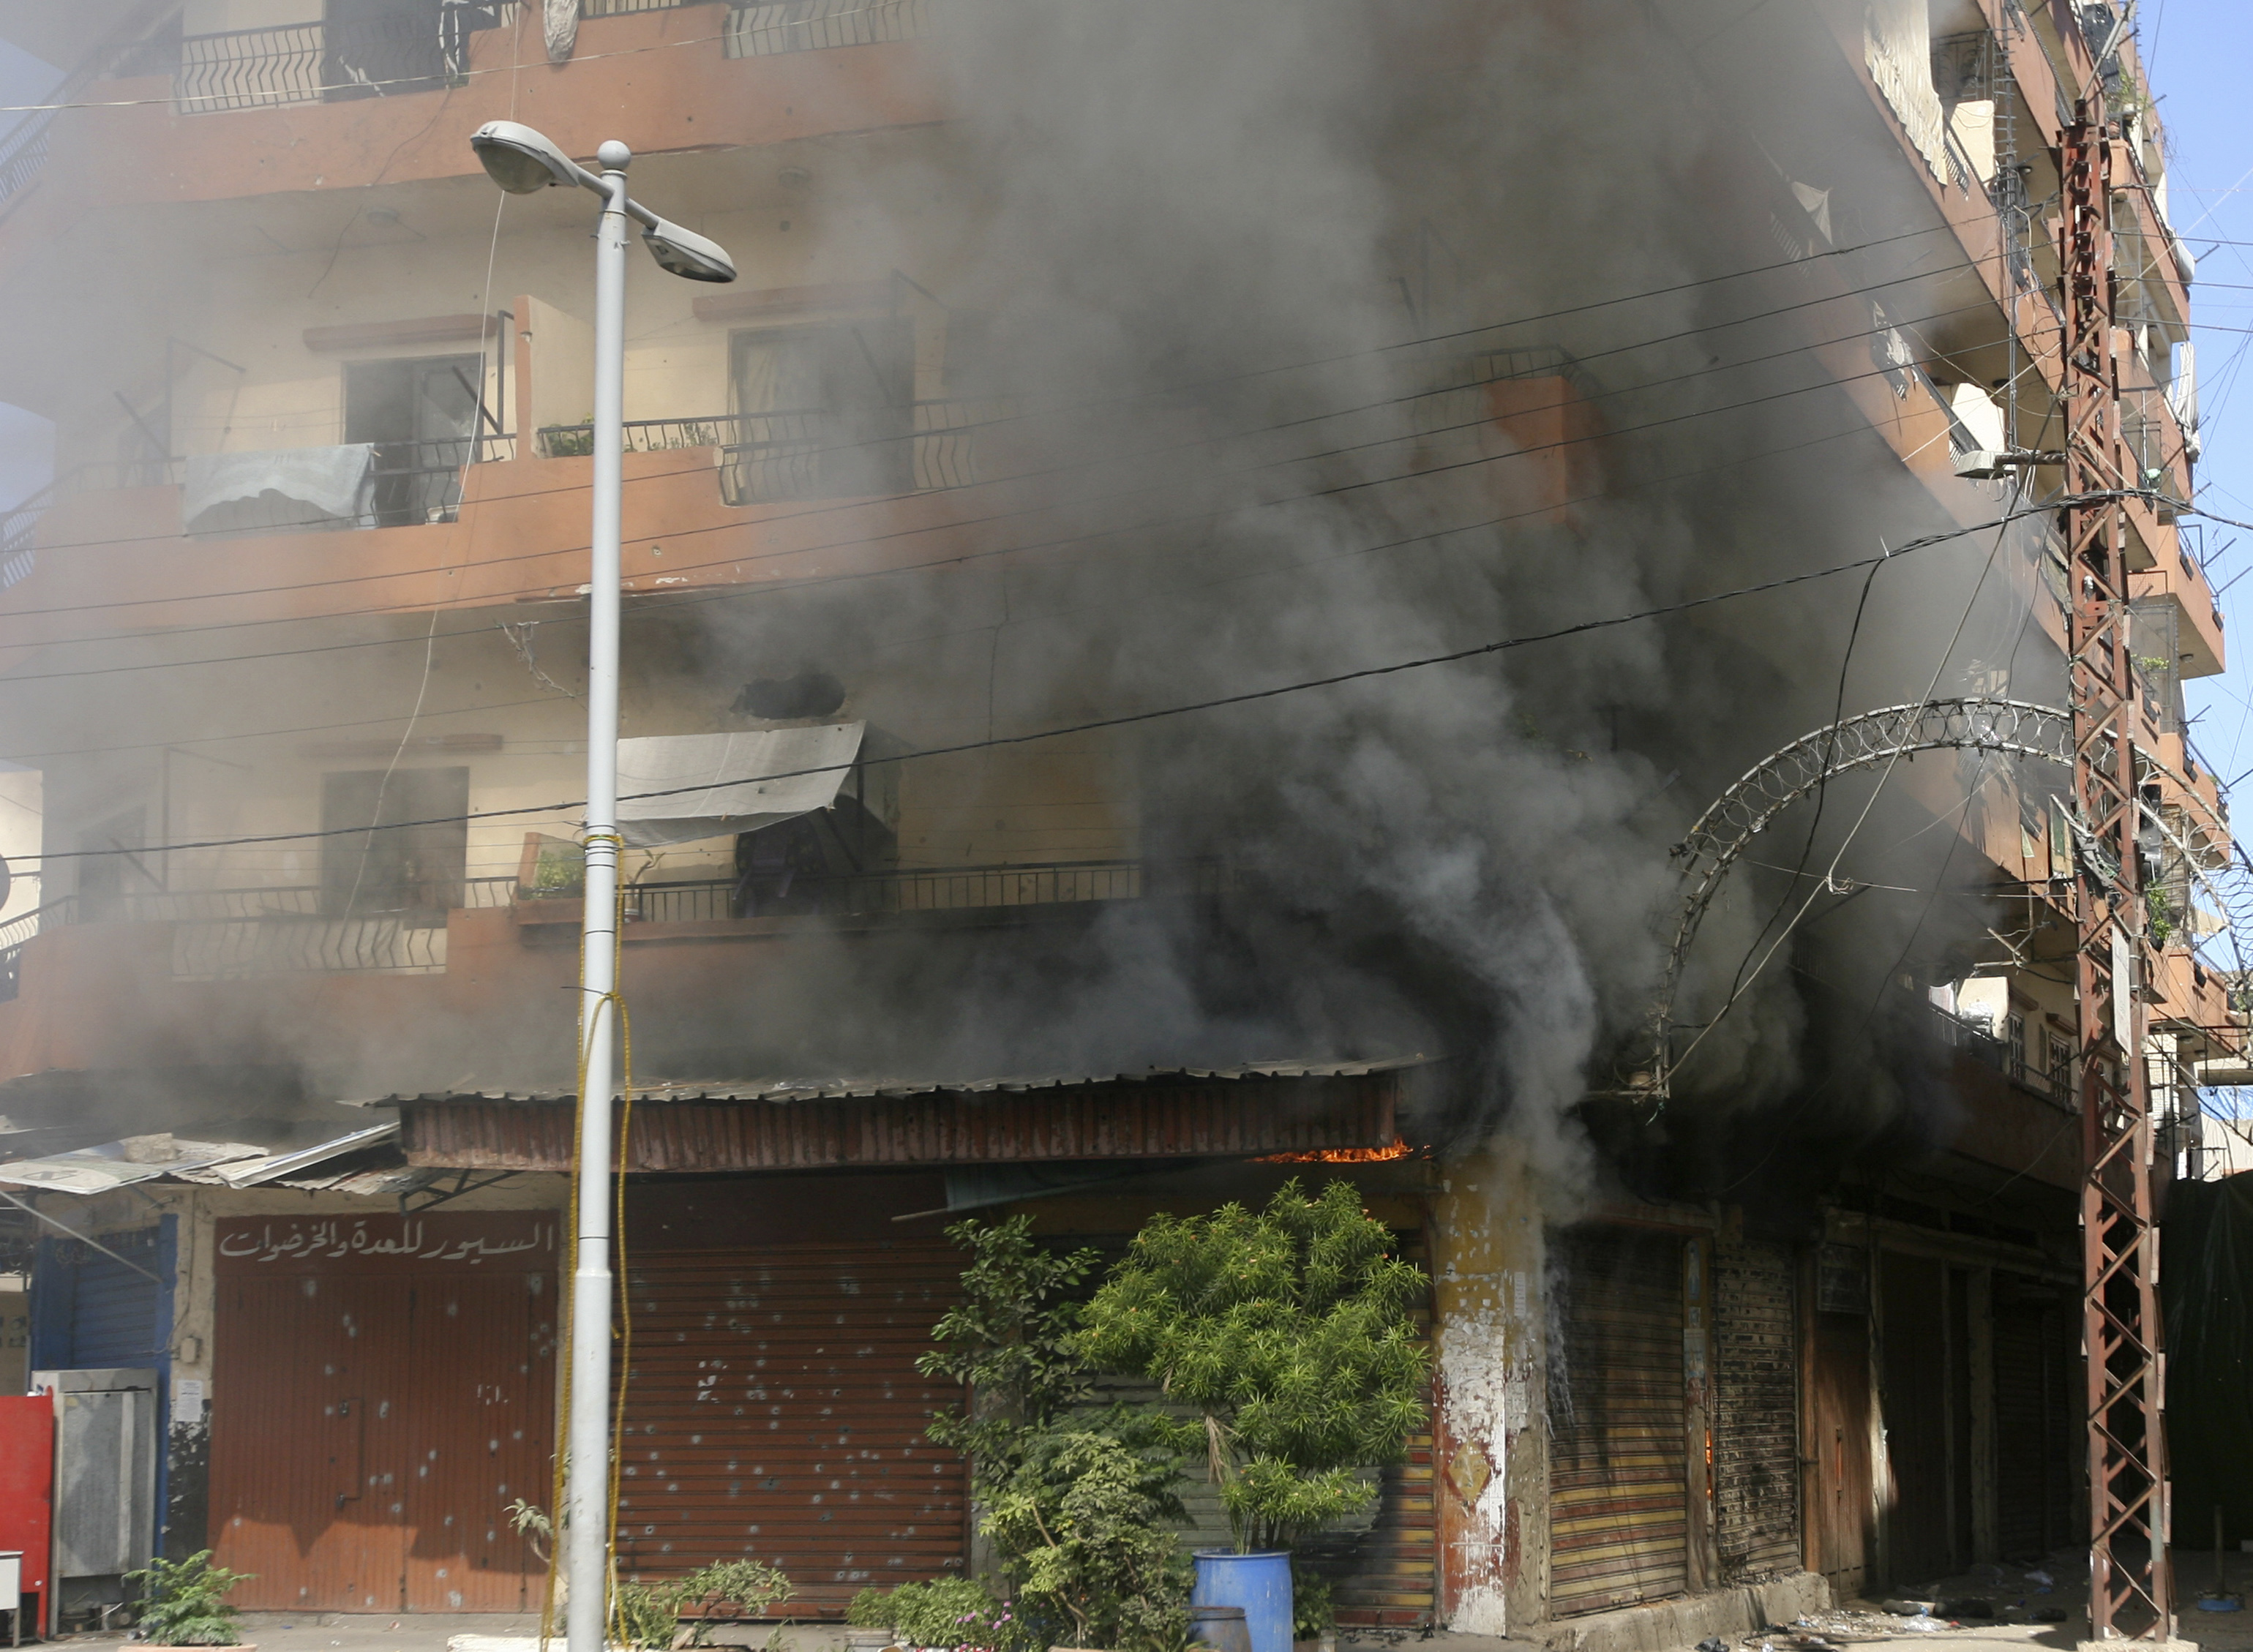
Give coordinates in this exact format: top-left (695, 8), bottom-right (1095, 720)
top-left (2006, 1012), bottom-right (2027, 1084)
top-left (2047, 1035), bottom-right (2074, 1105)
top-left (320, 768), bottom-right (469, 921)
top-left (728, 320), bottom-right (913, 501)
top-left (344, 353), bottom-right (486, 527)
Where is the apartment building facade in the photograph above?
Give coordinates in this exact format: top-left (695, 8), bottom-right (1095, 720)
top-left (0, 0), bottom-right (2232, 1643)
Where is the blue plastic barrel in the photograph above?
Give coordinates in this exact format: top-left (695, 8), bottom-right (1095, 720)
top-left (1192, 1552), bottom-right (1293, 1652)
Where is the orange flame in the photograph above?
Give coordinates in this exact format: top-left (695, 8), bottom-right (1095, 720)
top-left (1255, 1135), bottom-right (1417, 1164)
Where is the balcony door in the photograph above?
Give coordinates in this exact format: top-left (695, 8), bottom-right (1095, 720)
top-left (323, 0), bottom-right (449, 100)
top-left (320, 767), bottom-right (469, 921)
top-left (345, 354), bottom-right (483, 527)
top-left (729, 320), bottom-right (912, 500)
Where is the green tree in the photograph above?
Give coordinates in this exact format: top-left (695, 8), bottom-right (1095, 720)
top-left (1075, 1178), bottom-right (1430, 1552)
top-left (916, 1214), bottom-right (1103, 1495)
top-left (983, 1431), bottom-right (1191, 1652)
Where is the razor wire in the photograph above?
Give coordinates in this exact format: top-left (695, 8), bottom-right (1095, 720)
top-left (1646, 694), bottom-right (2249, 1103)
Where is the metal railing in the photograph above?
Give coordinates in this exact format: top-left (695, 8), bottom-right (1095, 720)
top-left (536, 415), bottom-right (742, 459)
top-left (367, 432), bottom-right (516, 527)
top-left (725, 0), bottom-right (931, 56)
top-left (173, 914), bottom-right (450, 980)
top-left (176, 3), bottom-right (511, 115)
top-left (713, 401), bottom-right (1000, 504)
top-left (1928, 999), bottom-right (2013, 1074)
top-left (600, 857), bottom-right (1227, 923)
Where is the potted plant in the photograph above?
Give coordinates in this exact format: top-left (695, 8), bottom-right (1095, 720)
top-left (124, 1551), bottom-right (255, 1649)
top-left (1076, 1179), bottom-right (1430, 1652)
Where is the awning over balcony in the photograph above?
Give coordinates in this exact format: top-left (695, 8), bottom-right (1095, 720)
top-left (615, 720), bottom-right (865, 847)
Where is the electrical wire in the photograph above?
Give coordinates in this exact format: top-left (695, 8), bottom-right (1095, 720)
top-left (0, 311), bottom-right (2040, 688)
top-left (1, 496), bottom-right (2144, 868)
top-left (0, 267), bottom-right (2020, 634)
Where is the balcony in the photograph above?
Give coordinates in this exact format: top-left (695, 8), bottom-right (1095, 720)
top-left (0, 854), bottom-right (1232, 1092)
top-left (0, 1), bottom-right (950, 225)
top-left (0, 857), bottom-right (1221, 999)
top-left (0, 353), bottom-right (1597, 638)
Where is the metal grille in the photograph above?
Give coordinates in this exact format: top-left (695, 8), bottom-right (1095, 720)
top-left (724, 0), bottom-right (931, 57)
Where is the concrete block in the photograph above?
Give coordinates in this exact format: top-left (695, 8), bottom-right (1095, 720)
top-left (1534, 1572), bottom-right (1833, 1652)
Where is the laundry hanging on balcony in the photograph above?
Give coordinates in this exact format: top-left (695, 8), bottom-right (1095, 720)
top-left (182, 444), bottom-right (376, 535)
top-left (615, 721), bottom-right (866, 847)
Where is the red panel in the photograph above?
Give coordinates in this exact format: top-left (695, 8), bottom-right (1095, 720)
top-left (0, 1394), bottom-right (54, 1637)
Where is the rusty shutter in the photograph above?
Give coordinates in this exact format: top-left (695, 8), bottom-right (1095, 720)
top-left (615, 1239), bottom-right (967, 1612)
top-left (1548, 1228), bottom-right (1687, 1615)
top-left (1714, 1235), bottom-right (1799, 1579)
top-left (209, 1212), bottom-right (558, 1612)
top-left (1993, 1274), bottom-right (2069, 1563)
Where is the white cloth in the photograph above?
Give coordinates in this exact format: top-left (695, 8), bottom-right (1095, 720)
top-left (616, 721), bottom-right (866, 848)
top-left (182, 445), bottom-right (375, 526)
top-left (1864, 0), bottom-right (1949, 182)
top-left (544, 0), bottom-right (579, 62)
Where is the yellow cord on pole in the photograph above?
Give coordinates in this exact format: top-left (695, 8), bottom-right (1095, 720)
top-left (539, 838), bottom-right (634, 1652)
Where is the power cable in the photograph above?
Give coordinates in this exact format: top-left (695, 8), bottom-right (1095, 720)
top-left (0, 260), bottom-right (2014, 628)
top-left (2, 497), bottom-right (2142, 866)
top-left (0, 311), bottom-right (2036, 686)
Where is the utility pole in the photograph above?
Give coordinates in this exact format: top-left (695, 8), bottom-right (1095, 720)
top-left (2061, 91), bottom-right (2174, 1644)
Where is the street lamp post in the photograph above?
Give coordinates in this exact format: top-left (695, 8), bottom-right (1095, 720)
top-left (470, 120), bottom-right (735, 1652)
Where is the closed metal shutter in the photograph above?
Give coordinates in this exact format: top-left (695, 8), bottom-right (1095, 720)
top-left (34, 1225), bottom-right (168, 1367)
top-left (1714, 1236), bottom-right (1799, 1579)
top-left (615, 1239), bottom-right (968, 1613)
top-left (209, 1212), bottom-right (558, 1613)
top-left (1548, 1228), bottom-right (1687, 1615)
top-left (1993, 1274), bottom-right (2067, 1563)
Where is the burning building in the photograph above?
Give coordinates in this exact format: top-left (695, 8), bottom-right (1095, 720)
top-left (0, 0), bottom-right (2230, 1645)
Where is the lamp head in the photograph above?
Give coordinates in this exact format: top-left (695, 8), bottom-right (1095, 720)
top-left (470, 121), bottom-right (588, 194)
top-left (642, 218), bottom-right (738, 283)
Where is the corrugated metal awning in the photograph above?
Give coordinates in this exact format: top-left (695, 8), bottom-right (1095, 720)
top-left (379, 1055), bottom-right (1429, 1174)
top-left (616, 721), bottom-right (863, 847)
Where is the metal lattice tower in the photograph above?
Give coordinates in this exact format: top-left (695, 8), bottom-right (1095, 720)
top-left (2061, 92), bottom-right (2173, 1642)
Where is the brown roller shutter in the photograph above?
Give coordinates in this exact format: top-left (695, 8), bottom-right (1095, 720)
top-left (1548, 1228), bottom-right (1687, 1615)
top-left (209, 1212), bottom-right (558, 1612)
top-left (615, 1239), bottom-right (967, 1612)
top-left (1714, 1236), bottom-right (1799, 1580)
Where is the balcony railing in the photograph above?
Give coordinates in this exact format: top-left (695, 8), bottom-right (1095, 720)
top-left (176, 3), bottom-right (513, 115)
top-left (0, 878), bottom-right (519, 995)
top-left (366, 432), bottom-right (517, 527)
top-left (599, 857), bottom-right (1212, 924)
top-left (0, 863), bottom-right (1212, 997)
top-left (724, 0), bottom-right (932, 57)
top-left (536, 403), bottom-right (1000, 503)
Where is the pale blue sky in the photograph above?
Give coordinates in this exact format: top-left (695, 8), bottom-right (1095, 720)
top-left (2146, 0), bottom-right (2253, 788)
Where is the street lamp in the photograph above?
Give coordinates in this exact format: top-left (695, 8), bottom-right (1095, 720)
top-left (471, 119), bottom-right (735, 1652)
